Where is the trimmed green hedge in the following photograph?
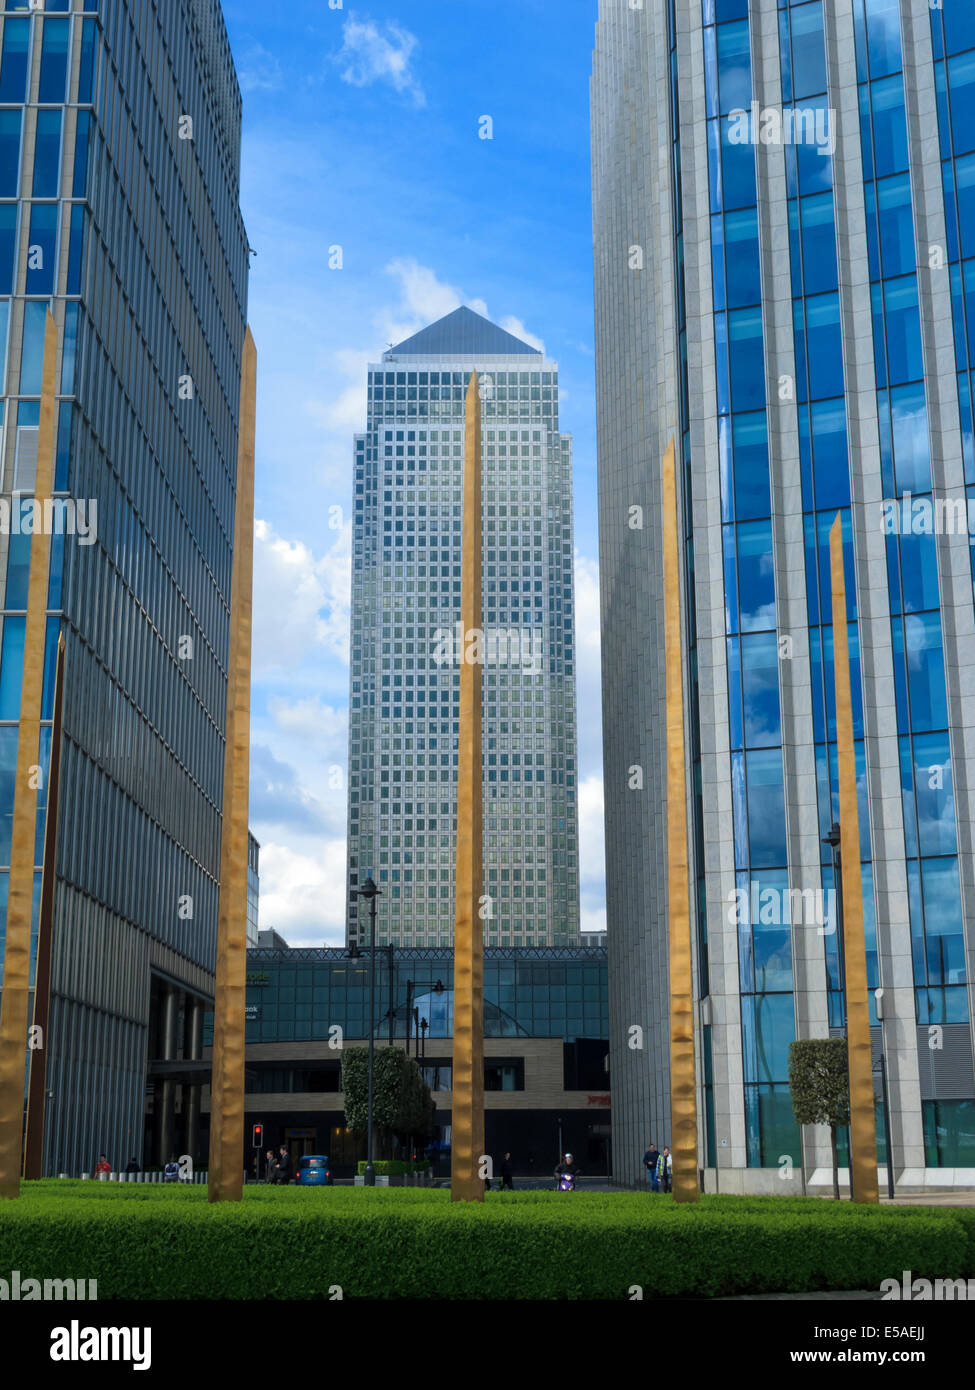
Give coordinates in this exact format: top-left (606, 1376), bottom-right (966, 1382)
top-left (356, 1160), bottom-right (430, 1175)
top-left (0, 1187), bottom-right (971, 1299)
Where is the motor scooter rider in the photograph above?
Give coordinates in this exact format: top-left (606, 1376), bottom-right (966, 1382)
top-left (554, 1152), bottom-right (581, 1189)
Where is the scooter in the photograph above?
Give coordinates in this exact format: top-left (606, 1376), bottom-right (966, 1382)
top-left (557, 1171), bottom-right (576, 1191)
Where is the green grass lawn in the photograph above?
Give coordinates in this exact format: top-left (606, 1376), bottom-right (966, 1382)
top-left (1, 1183), bottom-right (972, 1300)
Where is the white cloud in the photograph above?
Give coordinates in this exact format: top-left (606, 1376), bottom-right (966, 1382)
top-left (578, 774), bottom-right (606, 934)
top-left (252, 518), bottom-right (351, 675)
top-left (336, 15), bottom-right (426, 108)
top-left (573, 549), bottom-right (602, 777)
top-left (381, 258), bottom-right (489, 349)
top-left (301, 261), bottom-right (541, 440)
top-left (257, 840), bottom-right (349, 946)
top-left (236, 43), bottom-right (283, 94)
top-left (499, 315), bottom-right (545, 354)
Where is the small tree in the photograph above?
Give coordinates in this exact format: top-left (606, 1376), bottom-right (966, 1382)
top-left (788, 1038), bottom-right (850, 1200)
top-left (342, 1047), bottom-right (434, 1159)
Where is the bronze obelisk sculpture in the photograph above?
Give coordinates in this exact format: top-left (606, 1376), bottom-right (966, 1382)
top-left (23, 632), bottom-right (66, 1180)
top-left (451, 371), bottom-right (485, 1202)
top-left (0, 309), bottom-right (58, 1198)
top-left (208, 328), bottom-right (257, 1202)
top-left (662, 435), bottom-right (699, 1202)
top-left (829, 515), bottom-right (878, 1203)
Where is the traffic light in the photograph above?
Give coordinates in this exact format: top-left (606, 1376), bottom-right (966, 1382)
top-left (251, 1124), bottom-right (263, 1149)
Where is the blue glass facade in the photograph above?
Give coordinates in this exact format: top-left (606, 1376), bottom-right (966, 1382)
top-left (213, 947), bottom-right (609, 1046)
top-left (594, 0), bottom-right (975, 1186)
top-left (0, 0), bottom-right (249, 1175)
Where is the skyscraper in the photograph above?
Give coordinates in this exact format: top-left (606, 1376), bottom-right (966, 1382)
top-left (593, 0), bottom-right (975, 1190)
top-left (0, 0), bottom-right (249, 1173)
top-left (347, 306), bottom-right (580, 949)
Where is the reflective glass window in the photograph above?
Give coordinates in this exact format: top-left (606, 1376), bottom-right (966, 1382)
top-left (0, 617), bottom-right (25, 719)
top-left (716, 20), bottom-right (751, 113)
top-left (0, 108), bottom-right (21, 196)
top-left (25, 203), bottom-right (57, 295)
top-left (867, 74), bottom-right (906, 176)
top-left (728, 306), bottom-right (765, 410)
top-left (736, 519), bottom-right (776, 631)
top-left (32, 109), bottom-right (61, 197)
top-left (19, 301), bottom-right (48, 393)
top-left (864, 0), bottom-right (904, 79)
top-left (740, 630), bottom-right (781, 748)
top-left (883, 277), bottom-right (924, 384)
top-left (877, 173), bottom-right (916, 277)
top-left (742, 992), bottom-right (795, 1083)
top-left (789, 2), bottom-right (827, 99)
top-left (724, 206), bottom-right (760, 307)
top-left (745, 748), bottom-right (788, 866)
top-left (732, 411), bottom-right (771, 520)
top-left (947, 50), bottom-right (975, 156)
top-left (38, 18), bottom-right (69, 103)
top-left (0, 19), bottom-right (29, 103)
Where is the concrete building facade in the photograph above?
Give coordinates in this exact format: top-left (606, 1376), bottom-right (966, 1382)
top-left (346, 307), bottom-right (580, 949)
top-left (592, 0), bottom-right (975, 1191)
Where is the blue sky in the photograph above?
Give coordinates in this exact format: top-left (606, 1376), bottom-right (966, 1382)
top-left (219, 0), bottom-right (604, 942)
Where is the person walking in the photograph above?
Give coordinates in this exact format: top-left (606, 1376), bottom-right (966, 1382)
top-left (93, 1154), bottom-right (111, 1180)
top-left (643, 1143), bottom-right (659, 1192)
top-left (655, 1146), bottom-right (673, 1194)
top-left (264, 1148), bottom-right (276, 1183)
top-left (124, 1156), bottom-right (140, 1175)
top-left (499, 1152), bottom-right (514, 1191)
top-left (274, 1144), bottom-right (291, 1185)
top-left (163, 1155), bottom-right (180, 1182)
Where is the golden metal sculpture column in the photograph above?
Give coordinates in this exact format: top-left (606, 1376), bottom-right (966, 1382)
top-left (0, 309), bottom-right (58, 1199)
top-left (662, 435), bottom-right (699, 1203)
top-left (23, 632), bottom-right (66, 1180)
top-left (828, 515), bottom-right (879, 1204)
top-left (208, 328), bottom-right (256, 1203)
top-left (451, 371), bottom-right (485, 1202)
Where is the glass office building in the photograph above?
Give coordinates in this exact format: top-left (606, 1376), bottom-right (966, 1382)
top-left (593, 0), bottom-right (975, 1189)
top-left (346, 306), bottom-right (580, 948)
top-left (235, 946), bottom-right (607, 1045)
top-left (246, 831), bottom-right (259, 947)
top-left (202, 944), bottom-right (610, 1177)
top-left (0, 0), bottom-right (249, 1173)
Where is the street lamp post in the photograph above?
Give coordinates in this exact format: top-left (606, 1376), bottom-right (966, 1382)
top-left (404, 980), bottom-right (415, 1054)
top-left (823, 822), bottom-right (892, 1199)
top-left (873, 1051), bottom-right (895, 1200)
top-left (386, 944), bottom-right (395, 1045)
top-left (823, 823), bottom-right (854, 1200)
top-left (352, 877), bottom-right (381, 1186)
top-left (823, 822), bottom-right (843, 947)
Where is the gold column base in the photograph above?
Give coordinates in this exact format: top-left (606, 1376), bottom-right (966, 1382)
top-left (451, 372), bottom-right (485, 1203)
top-left (208, 329), bottom-right (257, 1203)
top-left (662, 435), bottom-right (699, 1204)
top-left (829, 515), bottom-right (879, 1204)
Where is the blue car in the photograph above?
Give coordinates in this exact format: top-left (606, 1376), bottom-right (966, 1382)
top-left (296, 1155), bottom-right (331, 1186)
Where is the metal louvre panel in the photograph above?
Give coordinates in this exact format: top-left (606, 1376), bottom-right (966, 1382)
top-left (915, 1025), bottom-right (975, 1102)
